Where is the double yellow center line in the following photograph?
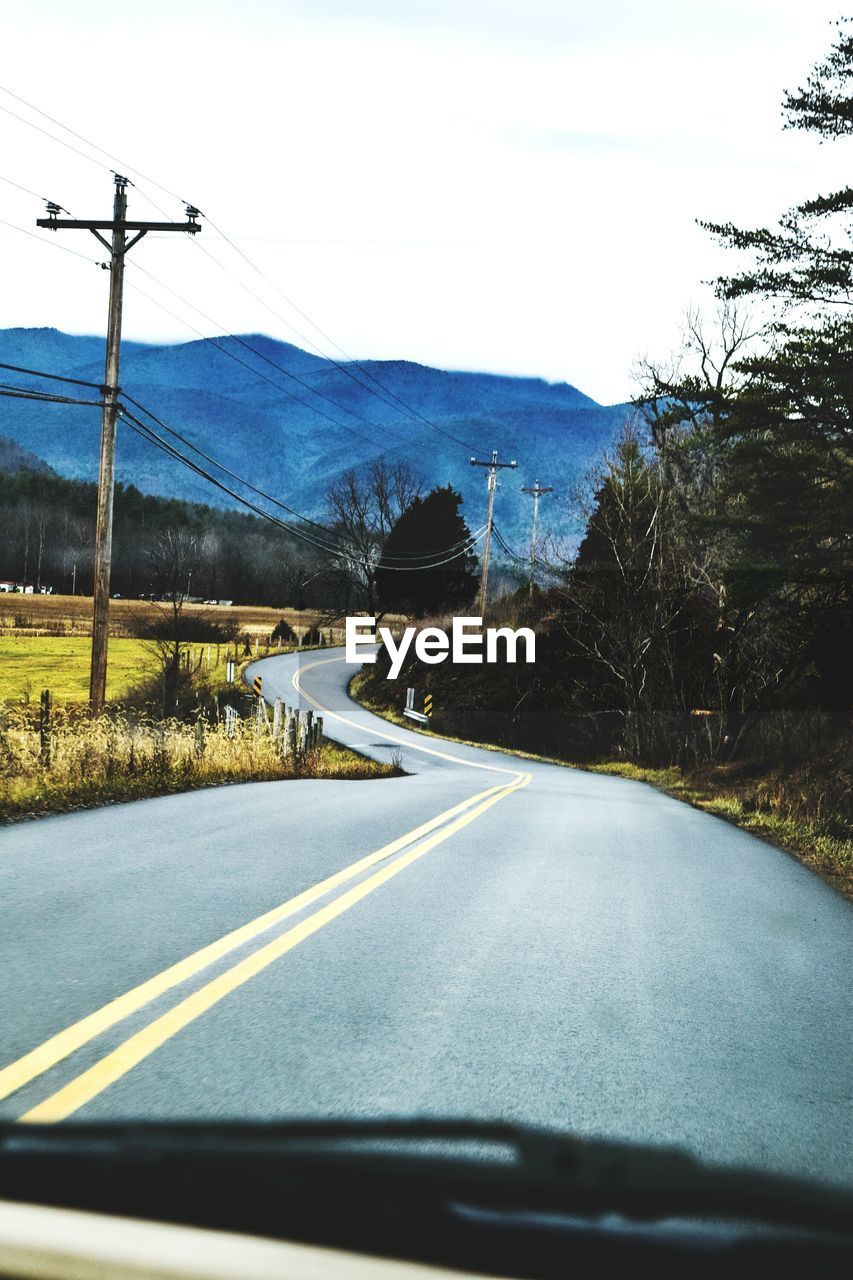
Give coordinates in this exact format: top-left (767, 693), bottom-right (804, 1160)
top-left (4, 761), bottom-right (529, 1122)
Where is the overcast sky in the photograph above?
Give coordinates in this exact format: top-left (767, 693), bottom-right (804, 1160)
top-left (0, 1), bottom-right (847, 403)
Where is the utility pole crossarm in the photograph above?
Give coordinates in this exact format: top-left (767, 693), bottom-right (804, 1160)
top-left (36, 218), bottom-right (201, 233)
top-left (470, 450), bottom-right (518, 617)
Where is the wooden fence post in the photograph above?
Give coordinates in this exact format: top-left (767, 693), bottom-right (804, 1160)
top-left (39, 688), bottom-right (51, 768)
top-left (285, 709), bottom-right (297, 756)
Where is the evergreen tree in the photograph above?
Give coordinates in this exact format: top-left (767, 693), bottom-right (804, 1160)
top-left (376, 486), bottom-right (478, 618)
top-left (701, 19), bottom-right (852, 309)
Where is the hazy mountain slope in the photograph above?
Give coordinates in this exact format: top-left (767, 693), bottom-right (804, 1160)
top-left (0, 328), bottom-right (629, 545)
top-left (0, 433), bottom-right (54, 476)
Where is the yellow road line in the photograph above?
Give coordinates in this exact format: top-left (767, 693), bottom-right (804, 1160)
top-left (0, 783), bottom-right (506, 1106)
top-left (293, 656), bottom-right (522, 778)
top-left (20, 772), bottom-right (531, 1123)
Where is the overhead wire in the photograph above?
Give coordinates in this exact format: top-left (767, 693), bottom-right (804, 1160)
top-left (122, 271), bottom-right (420, 465)
top-left (491, 523), bottom-right (530, 563)
top-left (128, 259), bottom-right (417, 448)
top-left (0, 357), bottom-right (482, 564)
top-left (192, 218), bottom-right (478, 450)
top-left (0, 384), bottom-right (102, 408)
top-left (0, 215), bottom-right (102, 266)
top-left (0, 104), bottom-right (416, 458)
top-left (0, 93), bottom-right (506, 563)
top-left (124, 390), bottom-right (486, 563)
top-left (0, 173), bottom-right (60, 204)
top-left (0, 83), bottom-right (479, 451)
top-left (0, 360), bottom-right (102, 390)
top-left (119, 405), bottom-right (485, 570)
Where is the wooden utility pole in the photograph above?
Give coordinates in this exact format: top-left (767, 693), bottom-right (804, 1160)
top-left (520, 479), bottom-right (554, 596)
top-left (470, 450), bottom-right (517, 616)
top-left (37, 176), bottom-right (201, 714)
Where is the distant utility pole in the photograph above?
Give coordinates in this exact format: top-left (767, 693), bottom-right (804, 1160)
top-left (470, 449), bottom-right (517, 616)
top-left (520, 479), bottom-right (554, 597)
top-left (37, 175), bottom-right (201, 714)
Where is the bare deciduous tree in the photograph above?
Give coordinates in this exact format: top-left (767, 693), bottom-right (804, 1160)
top-left (325, 459), bottom-right (422, 615)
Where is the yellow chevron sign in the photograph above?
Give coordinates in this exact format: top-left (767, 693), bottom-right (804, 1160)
top-left (252, 676), bottom-right (263, 699)
top-left (424, 693), bottom-right (433, 717)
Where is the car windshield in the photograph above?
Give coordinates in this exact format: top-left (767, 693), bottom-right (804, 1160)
top-left (0, 0), bottom-right (851, 1249)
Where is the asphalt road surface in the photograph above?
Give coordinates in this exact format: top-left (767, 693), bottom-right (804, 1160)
top-left (1, 648), bottom-right (850, 1191)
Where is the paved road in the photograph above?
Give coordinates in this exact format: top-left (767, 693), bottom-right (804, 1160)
top-left (0, 647), bottom-right (850, 1191)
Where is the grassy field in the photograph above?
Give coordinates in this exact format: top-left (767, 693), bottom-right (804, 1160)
top-left (0, 633), bottom-right (299, 705)
top-left (0, 637), bottom-right (163, 704)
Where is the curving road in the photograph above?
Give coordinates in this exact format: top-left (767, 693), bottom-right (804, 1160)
top-left (0, 647), bottom-right (850, 1191)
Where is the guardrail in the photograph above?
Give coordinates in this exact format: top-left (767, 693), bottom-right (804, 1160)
top-left (403, 686), bottom-right (432, 726)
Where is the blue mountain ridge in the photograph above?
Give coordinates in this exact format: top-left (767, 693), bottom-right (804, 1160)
top-left (0, 327), bottom-right (630, 548)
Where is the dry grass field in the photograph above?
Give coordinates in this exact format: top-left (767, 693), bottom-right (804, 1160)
top-left (0, 704), bottom-right (397, 823)
top-left (0, 594), bottom-right (352, 641)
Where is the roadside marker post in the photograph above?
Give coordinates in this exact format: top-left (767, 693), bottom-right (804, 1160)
top-left (226, 659), bottom-right (235, 683)
top-left (252, 675), bottom-right (262, 699)
top-left (403, 687), bottom-right (430, 726)
top-left (424, 693), bottom-right (433, 718)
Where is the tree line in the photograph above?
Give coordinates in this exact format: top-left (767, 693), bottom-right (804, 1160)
top-left (0, 457), bottom-right (485, 614)
top-left (0, 472), bottom-right (328, 607)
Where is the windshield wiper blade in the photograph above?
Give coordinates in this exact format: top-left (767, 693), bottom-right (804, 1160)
top-left (1, 1117), bottom-right (851, 1238)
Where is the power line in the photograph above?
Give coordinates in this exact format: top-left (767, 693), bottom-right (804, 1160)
top-left (4, 187), bottom-right (418, 468)
top-left (491, 523), bottom-right (527, 562)
top-left (121, 391), bottom-right (359, 550)
top-left (0, 173), bottom-right (63, 206)
top-left (0, 356), bottom-right (471, 561)
top-left (33, 173), bottom-right (201, 716)
top-left (2, 197), bottom-right (476, 474)
top-left (122, 271), bottom-right (418, 465)
top-left (129, 259), bottom-right (418, 448)
top-left (119, 405), bottom-right (485, 570)
top-left (0, 83), bottom-right (184, 207)
top-left (192, 220), bottom-right (478, 450)
top-left (0, 383), bottom-right (102, 408)
top-left (122, 391), bottom-right (486, 563)
top-left (0, 349), bottom-right (481, 566)
top-left (0, 99), bottom-right (107, 174)
top-left (118, 408), bottom-right (342, 556)
top-left (0, 215), bottom-right (102, 266)
top-left (0, 360), bottom-right (102, 390)
top-left (0, 83), bottom-right (479, 451)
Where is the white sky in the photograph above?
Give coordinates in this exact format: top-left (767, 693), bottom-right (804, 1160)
top-left (0, 0), bottom-right (848, 403)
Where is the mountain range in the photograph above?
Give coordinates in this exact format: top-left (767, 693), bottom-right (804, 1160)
top-left (0, 327), bottom-right (631, 547)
